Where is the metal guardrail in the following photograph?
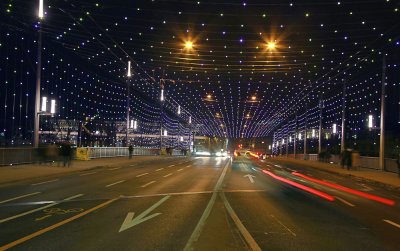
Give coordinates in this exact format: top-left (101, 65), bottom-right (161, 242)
top-left (87, 147), bottom-right (160, 158)
top-left (285, 153), bottom-right (398, 173)
top-left (0, 147), bottom-right (185, 165)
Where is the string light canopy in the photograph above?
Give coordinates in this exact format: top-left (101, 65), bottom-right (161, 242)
top-left (0, 0), bottom-right (399, 144)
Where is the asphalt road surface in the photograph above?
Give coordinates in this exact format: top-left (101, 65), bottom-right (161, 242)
top-left (0, 155), bottom-right (399, 251)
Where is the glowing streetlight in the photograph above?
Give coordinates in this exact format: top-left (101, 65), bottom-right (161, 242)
top-left (333, 123), bottom-right (337, 134)
top-left (184, 41), bottom-right (193, 49)
top-left (127, 61), bottom-right (132, 77)
top-left (177, 105), bottom-right (181, 115)
top-left (266, 41), bottom-right (276, 50)
top-left (368, 115), bottom-right (373, 128)
top-left (38, 0), bottom-right (44, 19)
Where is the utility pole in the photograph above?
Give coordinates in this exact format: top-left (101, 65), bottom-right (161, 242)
top-left (341, 81), bottom-right (346, 153)
top-left (318, 96), bottom-right (324, 154)
top-left (379, 54), bottom-right (386, 171)
top-left (34, 7), bottom-right (43, 148)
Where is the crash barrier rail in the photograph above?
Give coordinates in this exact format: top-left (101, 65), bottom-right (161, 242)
top-left (285, 153), bottom-right (397, 173)
top-left (0, 147), bottom-right (186, 165)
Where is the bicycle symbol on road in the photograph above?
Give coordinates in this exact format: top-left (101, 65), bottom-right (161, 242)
top-left (35, 207), bottom-right (84, 221)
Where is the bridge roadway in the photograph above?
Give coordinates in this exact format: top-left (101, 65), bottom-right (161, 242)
top-left (0, 155), bottom-right (399, 250)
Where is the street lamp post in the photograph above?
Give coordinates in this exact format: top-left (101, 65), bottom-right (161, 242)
top-left (341, 81), bottom-right (346, 153)
top-left (34, 0), bottom-right (44, 148)
top-left (379, 54), bottom-right (386, 171)
top-left (126, 61), bottom-right (132, 147)
top-left (318, 97), bottom-right (325, 154)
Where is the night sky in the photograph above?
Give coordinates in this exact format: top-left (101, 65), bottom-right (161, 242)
top-left (0, 0), bottom-right (399, 145)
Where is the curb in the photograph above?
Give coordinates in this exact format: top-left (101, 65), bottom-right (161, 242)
top-left (270, 159), bottom-right (400, 192)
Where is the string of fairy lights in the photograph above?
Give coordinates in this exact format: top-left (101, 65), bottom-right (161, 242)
top-left (0, 0), bottom-right (399, 148)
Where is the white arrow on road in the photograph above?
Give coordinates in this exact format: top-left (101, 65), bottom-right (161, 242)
top-left (119, 195), bottom-right (170, 232)
top-left (244, 174), bottom-right (256, 183)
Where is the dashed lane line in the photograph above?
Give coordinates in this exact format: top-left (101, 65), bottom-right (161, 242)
top-left (155, 168), bottom-right (164, 171)
top-left (336, 196), bottom-right (356, 207)
top-left (108, 167), bottom-right (121, 171)
top-left (0, 192), bottom-right (41, 205)
top-left (105, 180), bottom-right (126, 188)
top-left (186, 165), bottom-right (192, 167)
top-left (163, 173), bottom-right (173, 178)
top-left (136, 173), bottom-right (149, 177)
top-left (177, 168), bottom-right (184, 172)
top-left (168, 164), bottom-right (176, 167)
top-left (0, 194), bottom-right (84, 224)
top-left (383, 220), bottom-right (400, 229)
top-left (79, 171), bottom-right (97, 176)
top-left (31, 179), bottom-right (59, 186)
top-left (141, 181), bottom-right (156, 188)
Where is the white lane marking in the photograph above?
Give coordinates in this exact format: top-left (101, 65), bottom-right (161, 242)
top-left (163, 173), bottom-right (173, 178)
top-left (105, 180), bottom-right (126, 187)
top-left (270, 214), bottom-right (297, 237)
top-left (0, 194), bottom-right (84, 223)
top-left (336, 196), bottom-right (356, 207)
top-left (177, 168), bottom-right (184, 172)
top-left (383, 220), bottom-right (400, 229)
top-left (186, 165), bottom-right (192, 167)
top-left (221, 192), bottom-right (262, 250)
top-left (155, 168), bottom-right (164, 171)
top-left (0, 192), bottom-right (41, 204)
top-left (183, 159), bottom-right (231, 251)
top-left (119, 195), bottom-right (170, 232)
top-left (136, 173), bottom-right (149, 177)
top-left (141, 181), bottom-right (156, 188)
top-left (360, 184), bottom-right (373, 191)
top-left (168, 164), bottom-right (175, 167)
top-left (80, 171), bottom-right (97, 176)
top-left (130, 164), bottom-right (137, 167)
top-left (108, 167), bottom-right (121, 171)
top-left (31, 179), bottom-right (59, 186)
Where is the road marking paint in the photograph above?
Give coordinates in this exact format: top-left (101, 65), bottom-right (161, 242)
top-left (0, 194), bottom-right (84, 224)
top-left (383, 220), bottom-right (400, 229)
top-left (360, 184), bottom-right (373, 191)
top-left (186, 165), bottom-right (192, 167)
top-left (105, 180), bottom-right (126, 187)
top-left (270, 214), bottom-right (296, 237)
top-left (335, 196), bottom-right (355, 207)
top-left (0, 192), bottom-right (41, 204)
top-left (130, 164), bottom-right (137, 167)
top-left (183, 159), bottom-right (231, 251)
top-left (108, 167), bottom-right (121, 171)
top-left (0, 197), bottom-right (119, 250)
top-left (163, 173), bottom-right (173, 178)
top-left (155, 168), bottom-right (164, 171)
top-left (136, 173), bottom-right (149, 177)
top-left (177, 168), bottom-right (184, 172)
top-left (168, 164), bottom-right (175, 167)
top-left (31, 179), bottom-right (59, 186)
top-left (141, 181), bottom-right (156, 188)
top-left (221, 192), bottom-right (263, 250)
top-left (79, 171), bottom-right (97, 176)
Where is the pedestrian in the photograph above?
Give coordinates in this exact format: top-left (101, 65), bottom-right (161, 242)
top-left (128, 145), bottom-right (133, 159)
top-left (60, 143), bottom-right (72, 167)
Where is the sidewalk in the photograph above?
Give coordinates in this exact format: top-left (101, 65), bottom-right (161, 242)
top-left (0, 156), bottom-right (175, 186)
top-left (269, 157), bottom-right (400, 191)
